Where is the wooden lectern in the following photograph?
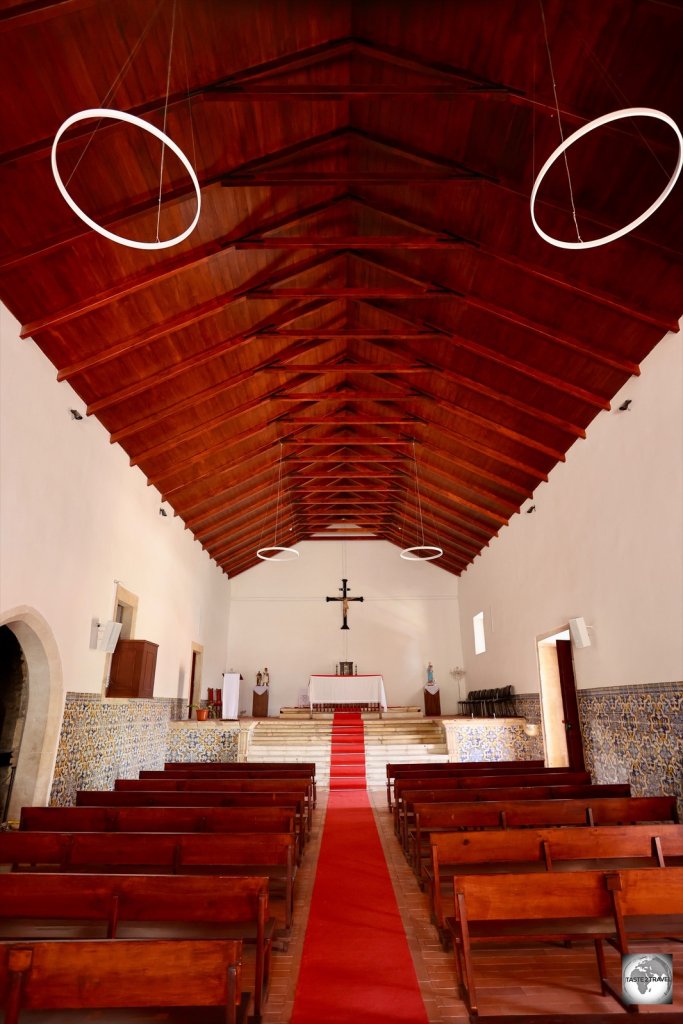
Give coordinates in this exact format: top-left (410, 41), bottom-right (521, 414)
top-left (252, 688), bottom-right (269, 718)
top-left (424, 686), bottom-right (441, 717)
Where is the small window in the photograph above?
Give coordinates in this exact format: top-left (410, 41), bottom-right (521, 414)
top-left (473, 611), bottom-right (486, 655)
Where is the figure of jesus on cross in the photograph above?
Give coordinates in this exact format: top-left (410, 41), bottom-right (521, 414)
top-left (326, 578), bottom-right (364, 630)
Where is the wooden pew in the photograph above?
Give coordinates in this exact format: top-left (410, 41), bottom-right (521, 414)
top-left (0, 938), bottom-right (244, 1024)
top-left (165, 760), bottom-right (316, 772)
top-left (609, 865), bottom-right (683, 950)
top-left (386, 759), bottom-right (542, 807)
top-left (152, 763), bottom-right (317, 804)
top-left (426, 823), bottom-right (683, 935)
top-left (393, 770), bottom-right (592, 832)
top-left (0, 872), bottom-right (271, 1019)
top-left (0, 830), bottom-right (297, 931)
top-left (112, 778), bottom-right (314, 837)
top-left (447, 867), bottom-right (683, 1016)
top-left (75, 789), bottom-right (309, 852)
top-left (395, 770), bottom-right (593, 835)
top-left (21, 804), bottom-right (295, 835)
top-left (410, 794), bottom-right (678, 873)
top-left (398, 783), bottom-right (632, 852)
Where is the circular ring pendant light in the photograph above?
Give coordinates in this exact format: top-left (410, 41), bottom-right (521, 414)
top-left (256, 444), bottom-right (299, 563)
top-left (51, 108), bottom-right (202, 251)
top-left (256, 546), bottom-right (300, 562)
top-left (400, 442), bottom-right (443, 562)
top-left (530, 107), bottom-right (682, 250)
top-left (400, 545), bottom-right (443, 561)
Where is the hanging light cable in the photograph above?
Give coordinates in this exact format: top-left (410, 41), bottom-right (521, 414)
top-left (51, 0), bottom-right (201, 251)
top-left (257, 444), bottom-right (300, 562)
top-left (400, 443), bottom-right (442, 561)
top-left (530, 0), bottom-right (681, 250)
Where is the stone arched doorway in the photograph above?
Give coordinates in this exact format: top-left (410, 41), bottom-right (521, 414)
top-left (0, 606), bottom-right (64, 819)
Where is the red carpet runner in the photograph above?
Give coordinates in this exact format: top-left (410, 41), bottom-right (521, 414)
top-left (290, 712), bottom-right (429, 1023)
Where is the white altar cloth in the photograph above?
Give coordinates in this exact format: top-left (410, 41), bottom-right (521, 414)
top-left (308, 674), bottom-right (387, 711)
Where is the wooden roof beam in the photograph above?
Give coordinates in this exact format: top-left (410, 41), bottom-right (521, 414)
top-left (361, 253), bottom-right (639, 380)
top-left (262, 362), bottom-right (425, 374)
top-left (394, 497), bottom-right (494, 547)
top-left (132, 370), bottom-right (319, 468)
top-left (348, 193), bottom-right (677, 333)
top-left (155, 422), bottom-right (312, 500)
top-left (208, 509), bottom-right (300, 559)
top-left (2, 126), bottom-right (351, 273)
top-left (25, 196), bottom-right (349, 341)
top-left (396, 461), bottom-right (518, 517)
top-left (108, 328), bottom-right (338, 445)
top-left (88, 257), bottom-right (343, 414)
top-left (180, 445), bottom-right (296, 527)
top-left (235, 235), bottom-right (467, 250)
top-left (365, 300), bottom-right (610, 411)
top-left (366, 336), bottom-right (586, 440)
top-left (404, 387), bottom-right (567, 461)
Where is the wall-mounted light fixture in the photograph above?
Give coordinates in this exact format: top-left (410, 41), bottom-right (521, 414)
top-left (89, 618), bottom-right (122, 652)
top-left (159, 507), bottom-right (168, 517)
top-left (69, 409), bottom-right (83, 420)
top-left (618, 399), bottom-right (632, 412)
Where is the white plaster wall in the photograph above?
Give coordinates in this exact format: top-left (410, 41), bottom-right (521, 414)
top-left (0, 304), bottom-right (230, 700)
top-left (458, 328), bottom-right (683, 692)
top-left (227, 540), bottom-right (463, 713)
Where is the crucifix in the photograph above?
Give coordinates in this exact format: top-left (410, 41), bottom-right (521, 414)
top-left (326, 578), bottom-right (364, 630)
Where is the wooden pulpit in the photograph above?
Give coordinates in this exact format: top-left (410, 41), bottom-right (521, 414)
top-left (424, 686), bottom-right (441, 717)
top-left (252, 687), bottom-right (269, 718)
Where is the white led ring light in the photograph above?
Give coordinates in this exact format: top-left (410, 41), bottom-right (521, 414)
top-left (51, 108), bottom-right (202, 250)
top-left (531, 107), bottom-right (682, 250)
top-left (400, 545), bottom-right (443, 561)
top-left (256, 546), bottom-right (300, 562)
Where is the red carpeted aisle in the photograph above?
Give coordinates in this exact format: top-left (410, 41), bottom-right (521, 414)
top-left (290, 712), bottom-right (429, 1023)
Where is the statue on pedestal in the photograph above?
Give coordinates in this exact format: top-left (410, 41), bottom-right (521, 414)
top-left (263, 667), bottom-right (269, 686)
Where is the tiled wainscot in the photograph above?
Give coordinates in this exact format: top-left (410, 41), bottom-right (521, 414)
top-left (49, 693), bottom-right (240, 805)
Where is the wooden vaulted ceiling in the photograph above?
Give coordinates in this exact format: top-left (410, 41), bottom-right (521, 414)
top-left (1, 0), bottom-right (682, 577)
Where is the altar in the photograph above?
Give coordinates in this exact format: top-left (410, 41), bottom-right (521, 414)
top-left (308, 674), bottom-right (388, 713)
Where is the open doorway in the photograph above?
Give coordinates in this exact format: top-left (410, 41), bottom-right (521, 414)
top-left (536, 628), bottom-right (586, 771)
top-left (0, 607), bottom-right (64, 818)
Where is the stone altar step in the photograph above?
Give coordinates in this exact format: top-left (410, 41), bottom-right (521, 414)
top-left (244, 715), bottom-right (449, 788)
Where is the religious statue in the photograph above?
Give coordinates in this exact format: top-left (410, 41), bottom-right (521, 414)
top-left (263, 667), bottom-right (269, 686)
top-left (256, 670), bottom-right (262, 686)
top-left (427, 662), bottom-right (434, 684)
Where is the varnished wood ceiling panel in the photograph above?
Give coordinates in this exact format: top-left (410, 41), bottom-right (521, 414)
top-left (0, 0), bottom-right (681, 575)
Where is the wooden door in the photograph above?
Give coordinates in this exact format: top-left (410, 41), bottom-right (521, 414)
top-left (555, 639), bottom-right (585, 771)
top-left (189, 650), bottom-right (200, 710)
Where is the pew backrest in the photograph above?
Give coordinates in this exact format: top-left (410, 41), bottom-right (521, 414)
top-left (0, 939), bottom-right (242, 1024)
top-left (20, 805), bottom-right (296, 834)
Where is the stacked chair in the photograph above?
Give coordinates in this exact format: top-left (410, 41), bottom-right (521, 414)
top-left (458, 685), bottom-right (516, 717)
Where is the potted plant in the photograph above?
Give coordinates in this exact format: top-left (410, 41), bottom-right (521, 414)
top-left (189, 703), bottom-right (209, 721)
